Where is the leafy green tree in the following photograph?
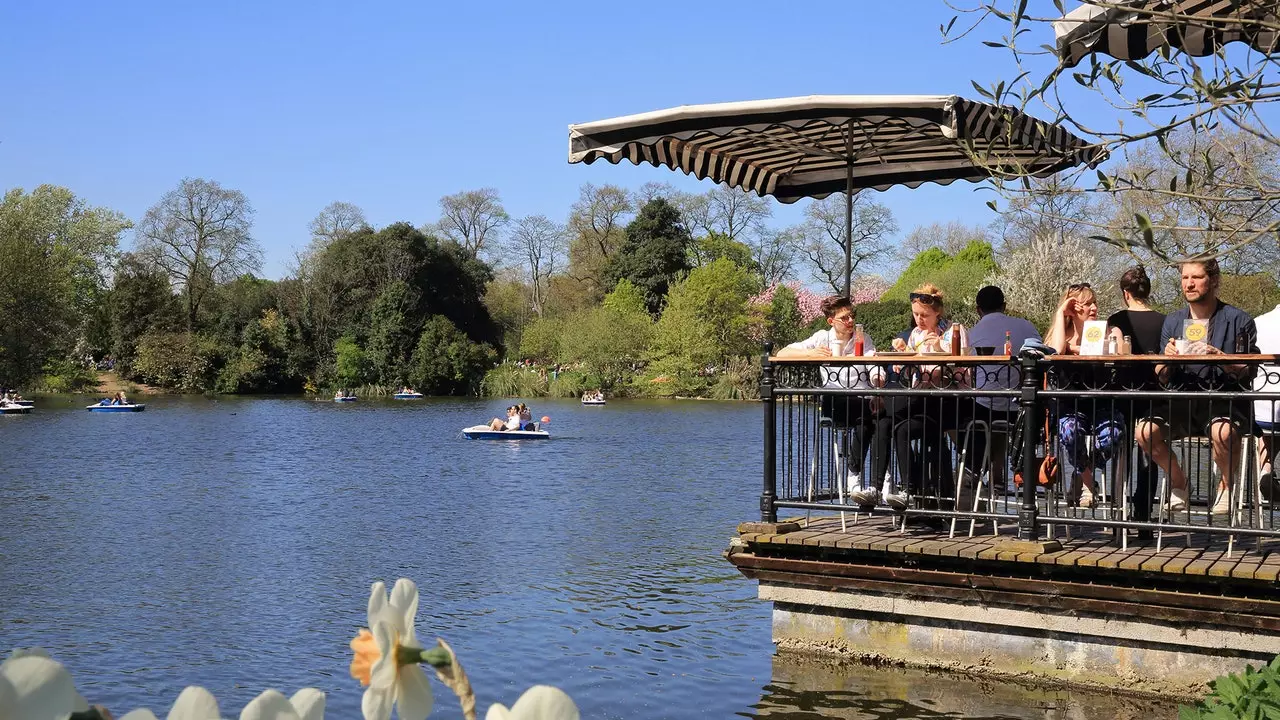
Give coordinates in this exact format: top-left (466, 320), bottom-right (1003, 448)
top-left (218, 309), bottom-right (298, 393)
top-left (133, 331), bottom-right (227, 392)
top-left (518, 316), bottom-right (563, 364)
top-left (482, 275), bottom-right (532, 356)
top-left (1220, 273), bottom-right (1280, 319)
top-left (0, 185), bottom-right (129, 385)
top-left (602, 279), bottom-right (647, 315)
top-left (764, 285), bottom-right (804, 347)
top-left (408, 315), bottom-right (497, 395)
top-left (851, 299), bottom-right (913, 351)
top-left (557, 306), bottom-right (653, 389)
top-left (605, 198), bottom-right (693, 315)
top-left (651, 258), bottom-right (756, 370)
top-left (692, 232), bottom-right (760, 275)
top-left (334, 335), bottom-right (373, 388)
top-left (365, 281), bottom-right (414, 385)
top-left (111, 253), bottom-right (180, 373)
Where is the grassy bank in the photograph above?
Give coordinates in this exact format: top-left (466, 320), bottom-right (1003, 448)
top-left (479, 357), bottom-right (760, 400)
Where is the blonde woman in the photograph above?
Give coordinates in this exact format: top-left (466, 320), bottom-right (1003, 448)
top-left (1045, 283), bottom-right (1124, 509)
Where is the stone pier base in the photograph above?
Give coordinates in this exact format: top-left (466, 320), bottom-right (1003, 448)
top-left (766, 584), bottom-right (1280, 699)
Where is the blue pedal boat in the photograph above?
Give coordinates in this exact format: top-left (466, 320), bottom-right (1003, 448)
top-left (393, 391), bottom-right (424, 400)
top-left (0, 402), bottom-right (32, 415)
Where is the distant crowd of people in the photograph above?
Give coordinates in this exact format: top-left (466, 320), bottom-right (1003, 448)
top-left (778, 259), bottom-right (1278, 522)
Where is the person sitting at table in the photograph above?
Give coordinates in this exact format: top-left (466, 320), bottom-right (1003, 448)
top-left (960, 285), bottom-right (1042, 495)
top-left (1105, 266), bottom-right (1166, 527)
top-left (884, 285), bottom-right (969, 516)
top-left (1138, 259), bottom-right (1258, 516)
top-left (1045, 282), bottom-right (1124, 509)
top-left (777, 295), bottom-right (888, 508)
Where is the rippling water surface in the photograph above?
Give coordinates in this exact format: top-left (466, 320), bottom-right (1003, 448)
top-left (0, 396), bottom-right (1176, 719)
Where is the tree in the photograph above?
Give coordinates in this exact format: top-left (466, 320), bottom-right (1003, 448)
top-left (433, 188), bottom-right (509, 259)
top-left (135, 178), bottom-right (262, 331)
top-left (110, 253), bottom-right (179, 372)
top-left (482, 274), bottom-right (532, 355)
top-left (365, 281), bottom-right (414, 384)
top-left (745, 227), bottom-right (798, 286)
top-left (902, 221), bottom-right (991, 259)
top-left (334, 335), bottom-right (373, 388)
top-left (307, 201), bottom-right (369, 249)
top-left (557, 306), bottom-right (653, 389)
top-left (602, 279), bottom-right (647, 315)
top-left (0, 185), bottom-right (129, 384)
top-left (651, 258), bottom-right (757, 369)
top-left (566, 183), bottom-right (633, 296)
top-left (763, 284), bottom-right (804, 347)
top-left (792, 193), bottom-right (897, 294)
top-left (508, 214), bottom-right (566, 316)
top-left (952, 1), bottom-right (1280, 263)
top-left (604, 198), bottom-right (694, 315)
top-left (408, 315), bottom-right (496, 395)
top-left (985, 235), bottom-right (1106, 332)
top-left (690, 232), bottom-right (760, 273)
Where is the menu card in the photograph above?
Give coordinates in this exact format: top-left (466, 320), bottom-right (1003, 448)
top-left (1080, 320), bottom-right (1109, 355)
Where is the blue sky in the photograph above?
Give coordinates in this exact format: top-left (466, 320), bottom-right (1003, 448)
top-left (3, 1), bottom-right (1074, 278)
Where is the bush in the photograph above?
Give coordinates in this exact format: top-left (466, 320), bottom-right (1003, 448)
top-left (33, 358), bottom-right (99, 393)
top-left (709, 355), bottom-right (760, 400)
top-left (1179, 655), bottom-right (1280, 719)
top-left (546, 369), bottom-right (591, 398)
top-left (480, 364), bottom-right (547, 398)
top-left (852, 299), bottom-right (912, 351)
top-left (132, 331), bottom-right (228, 392)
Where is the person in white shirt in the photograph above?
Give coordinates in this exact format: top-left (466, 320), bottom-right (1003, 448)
top-left (963, 286), bottom-right (1042, 490)
top-left (1255, 304), bottom-right (1280, 497)
top-left (777, 295), bottom-right (887, 506)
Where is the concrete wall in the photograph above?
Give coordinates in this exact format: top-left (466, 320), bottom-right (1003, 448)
top-left (765, 583), bottom-right (1279, 699)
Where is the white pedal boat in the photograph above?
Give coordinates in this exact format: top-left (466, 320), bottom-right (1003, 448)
top-left (462, 424), bottom-right (549, 440)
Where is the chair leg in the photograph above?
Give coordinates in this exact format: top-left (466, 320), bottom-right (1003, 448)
top-left (950, 420), bottom-right (986, 539)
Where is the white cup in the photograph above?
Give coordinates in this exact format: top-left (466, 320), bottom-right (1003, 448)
top-left (1175, 338), bottom-right (1188, 354)
top-left (829, 338), bottom-right (844, 357)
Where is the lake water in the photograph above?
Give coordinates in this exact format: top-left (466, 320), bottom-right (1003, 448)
top-left (0, 396), bottom-right (1178, 719)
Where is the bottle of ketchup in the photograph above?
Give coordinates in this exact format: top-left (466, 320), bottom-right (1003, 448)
top-left (853, 324), bottom-right (865, 356)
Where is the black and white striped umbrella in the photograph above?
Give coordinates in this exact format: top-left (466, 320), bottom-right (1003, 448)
top-left (568, 95), bottom-right (1102, 295)
top-left (1055, 0), bottom-right (1280, 68)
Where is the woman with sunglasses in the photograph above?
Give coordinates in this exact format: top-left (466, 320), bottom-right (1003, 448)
top-left (879, 285), bottom-right (970, 518)
top-left (1045, 283), bottom-right (1125, 509)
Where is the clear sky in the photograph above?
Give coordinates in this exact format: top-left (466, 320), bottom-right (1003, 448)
top-left (3, 1), bottom-right (1072, 278)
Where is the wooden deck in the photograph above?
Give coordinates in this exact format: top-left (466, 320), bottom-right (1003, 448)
top-left (738, 514), bottom-right (1280, 583)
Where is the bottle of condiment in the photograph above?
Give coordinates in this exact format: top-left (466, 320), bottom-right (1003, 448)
top-left (1236, 332), bottom-right (1247, 354)
top-left (1003, 330), bottom-right (1013, 356)
top-left (950, 323), bottom-right (963, 356)
top-left (853, 324), bottom-right (865, 356)
top-left (1107, 335), bottom-right (1118, 356)
top-left (1123, 335), bottom-right (1132, 355)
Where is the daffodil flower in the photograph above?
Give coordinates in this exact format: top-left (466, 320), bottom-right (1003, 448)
top-left (119, 686), bottom-right (222, 720)
top-left (485, 686), bottom-right (579, 720)
top-left (0, 648), bottom-right (89, 720)
top-left (239, 688), bottom-right (325, 720)
top-left (349, 579), bottom-right (433, 720)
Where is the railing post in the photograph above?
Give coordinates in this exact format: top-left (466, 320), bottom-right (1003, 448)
top-left (761, 342), bottom-right (777, 523)
top-left (1018, 355), bottom-right (1043, 541)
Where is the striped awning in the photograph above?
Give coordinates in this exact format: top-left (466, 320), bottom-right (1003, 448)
top-left (567, 95), bottom-right (1103, 204)
top-left (1055, 0), bottom-right (1280, 68)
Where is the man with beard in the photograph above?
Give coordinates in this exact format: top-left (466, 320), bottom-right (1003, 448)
top-left (1135, 259), bottom-right (1258, 517)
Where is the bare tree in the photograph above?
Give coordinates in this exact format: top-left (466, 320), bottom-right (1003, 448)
top-left (950, 0), bottom-right (1280, 263)
top-left (433, 188), bottom-right (509, 258)
top-left (135, 177), bottom-right (261, 330)
top-left (985, 234), bottom-right (1107, 331)
top-left (701, 184), bottom-right (773, 241)
top-left (745, 227), bottom-right (799, 286)
top-left (566, 183), bottom-right (633, 293)
top-left (791, 193), bottom-right (897, 295)
top-left (902, 221), bottom-right (991, 258)
top-left (308, 201), bottom-right (369, 248)
top-left (509, 214), bottom-right (567, 316)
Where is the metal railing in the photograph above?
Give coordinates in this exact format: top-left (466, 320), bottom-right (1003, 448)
top-left (759, 344), bottom-right (1280, 549)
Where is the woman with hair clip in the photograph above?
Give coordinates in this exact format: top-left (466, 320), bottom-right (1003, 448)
top-left (1046, 283), bottom-right (1125, 509)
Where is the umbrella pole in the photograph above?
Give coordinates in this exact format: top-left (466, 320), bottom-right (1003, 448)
top-left (844, 154), bottom-right (853, 299)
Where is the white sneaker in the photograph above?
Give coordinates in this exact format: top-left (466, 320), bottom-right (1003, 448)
top-left (845, 472), bottom-right (862, 497)
top-left (1166, 487), bottom-right (1188, 513)
top-left (1078, 486), bottom-right (1096, 509)
top-left (885, 492), bottom-right (910, 512)
top-left (849, 488), bottom-right (880, 507)
top-left (1210, 490), bottom-right (1233, 517)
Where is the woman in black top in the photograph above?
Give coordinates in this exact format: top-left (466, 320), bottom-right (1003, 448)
top-left (1107, 266), bottom-right (1165, 355)
top-left (1105, 266), bottom-right (1165, 528)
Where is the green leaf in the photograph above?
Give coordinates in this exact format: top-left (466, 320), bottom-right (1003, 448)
top-left (944, 15), bottom-right (957, 36)
top-left (985, 200), bottom-right (998, 212)
top-left (1015, 0), bottom-right (1028, 24)
top-left (1169, 175), bottom-right (1177, 193)
top-left (982, 40), bottom-right (1006, 48)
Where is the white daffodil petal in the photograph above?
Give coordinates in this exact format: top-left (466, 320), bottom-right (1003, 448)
top-left (389, 579), bottom-right (419, 632)
top-left (240, 689), bottom-right (301, 720)
top-left (369, 623), bottom-right (399, 690)
top-left (121, 710), bottom-right (162, 720)
top-left (289, 688), bottom-right (325, 720)
top-left (484, 703), bottom-right (513, 720)
top-left (361, 687), bottom-right (394, 720)
top-left (367, 581), bottom-right (388, 627)
top-left (0, 655), bottom-right (86, 719)
top-left (508, 686), bottom-right (580, 720)
top-left (0, 672), bottom-right (17, 717)
top-left (394, 666), bottom-right (433, 720)
top-left (168, 685), bottom-right (220, 720)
